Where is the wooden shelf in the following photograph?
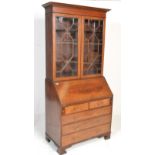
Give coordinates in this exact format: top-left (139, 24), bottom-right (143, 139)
top-left (84, 30), bottom-right (103, 33)
top-left (56, 29), bottom-right (78, 32)
top-left (56, 60), bottom-right (78, 63)
top-left (84, 42), bottom-right (102, 45)
top-left (56, 41), bottom-right (78, 45)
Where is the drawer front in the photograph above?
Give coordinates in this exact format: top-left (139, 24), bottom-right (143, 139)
top-left (63, 103), bottom-right (88, 114)
top-left (62, 124), bottom-right (111, 147)
top-left (62, 115), bottom-right (111, 135)
top-left (89, 98), bottom-right (110, 109)
top-left (62, 106), bottom-right (112, 125)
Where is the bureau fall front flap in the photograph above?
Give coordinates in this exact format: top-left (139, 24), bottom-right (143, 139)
top-left (54, 77), bottom-right (112, 106)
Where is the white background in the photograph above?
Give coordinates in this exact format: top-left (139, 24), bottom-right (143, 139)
top-left (0, 0), bottom-right (155, 155)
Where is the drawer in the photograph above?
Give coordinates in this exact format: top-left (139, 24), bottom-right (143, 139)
top-left (89, 98), bottom-right (110, 109)
top-left (62, 106), bottom-right (112, 125)
top-left (62, 124), bottom-right (111, 147)
top-left (62, 115), bottom-right (111, 135)
top-left (63, 103), bottom-right (89, 114)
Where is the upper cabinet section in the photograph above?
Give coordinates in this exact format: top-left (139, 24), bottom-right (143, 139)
top-left (43, 2), bottom-right (110, 81)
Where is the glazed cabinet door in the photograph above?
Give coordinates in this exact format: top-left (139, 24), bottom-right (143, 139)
top-left (53, 14), bottom-right (81, 80)
top-left (81, 17), bottom-right (105, 77)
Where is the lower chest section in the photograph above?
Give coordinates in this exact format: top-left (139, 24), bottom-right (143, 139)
top-left (61, 98), bottom-right (112, 147)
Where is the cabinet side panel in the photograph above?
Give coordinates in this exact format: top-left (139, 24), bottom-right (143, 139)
top-left (45, 13), bottom-right (53, 80)
top-left (45, 79), bottom-right (61, 146)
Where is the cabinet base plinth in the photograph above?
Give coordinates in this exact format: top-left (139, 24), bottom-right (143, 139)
top-left (98, 134), bottom-right (104, 138)
top-left (104, 134), bottom-right (111, 140)
top-left (57, 148), bottom-right (66, 155)
top-left (45, 135), bottom-right (51, 143)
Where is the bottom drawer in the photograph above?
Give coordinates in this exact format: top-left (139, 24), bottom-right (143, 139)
top-left (62, 124), bottom-right (111, 147)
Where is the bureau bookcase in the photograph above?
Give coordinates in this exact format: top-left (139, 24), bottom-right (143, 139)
top-left (43, 2), bottom-right (113, 155)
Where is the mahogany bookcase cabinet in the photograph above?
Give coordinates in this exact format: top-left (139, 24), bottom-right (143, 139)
top-left (42, 2), bottom-right (113, 155)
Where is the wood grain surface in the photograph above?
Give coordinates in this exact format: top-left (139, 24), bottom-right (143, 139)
top-left (62, 124), bottom-right (111, 146)
top-left (55, 77), bottom-right (113, 106)
top-left (62, 115), bottom-right (111, 135)
top-left (62, 106), bottom-right (112, 125)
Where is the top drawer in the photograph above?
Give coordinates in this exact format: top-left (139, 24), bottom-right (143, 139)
top-left (63, 98), bottom-right (111, 115)
top-left (89, 98), bottom-right (110, 109)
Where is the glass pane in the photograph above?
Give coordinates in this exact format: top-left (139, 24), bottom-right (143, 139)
top-left (83, 19), bottom-right (103, 75)
top-left (56, 16), bottom-right (78, 78)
